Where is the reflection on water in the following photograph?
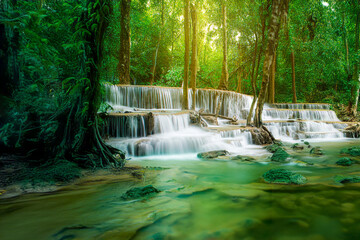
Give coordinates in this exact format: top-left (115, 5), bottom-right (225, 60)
top-left (1, 140), bottom-right (360, 240)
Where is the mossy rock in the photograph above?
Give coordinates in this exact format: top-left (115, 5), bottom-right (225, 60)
top-left (121, 185), bottom-right (160, 200)
top-left (304, 141), bottom-right (310, 146)
top-left (340, 147), bottom-right (360, 156)
top-left (291, 143), bottom-right (304, 150)
top-left (230, 155), bottom-right (255, 161)
top-left (310, 146), bottom-right (324, 155)
top-left (263, 169), bottom-right (307, 185)
top-left (197, 150), bottom-right (229, 159)
top-left (265, 143), bottom-right (284, 153)
top-left (334, 175), bottom-right (360, 184)
top-left (271, 148), bottom-right (290, 162)
top-left (336, 157), bottom-right (353, 166)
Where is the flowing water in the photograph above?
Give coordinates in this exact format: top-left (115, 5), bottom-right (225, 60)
top-left (1, 85), bottom-right (360, 240)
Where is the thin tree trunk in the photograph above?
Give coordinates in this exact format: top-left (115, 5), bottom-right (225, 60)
top-left (291, 51), bottom-right (297, 103)
top-left (246, 35), bottom-right (258, 126)
top-left (118, 0), bottom-right (131, 84)
top-left (182, 0), bottom-right (190, 110)
top-left (351, 3), bottom-right (360, 116)
top-left (254, 0), bottom-right (288, 127)
top-left (218, 0), bottom-right (228, 90)
top-left (190, 4), bottom-right (198, 110)
top-left (270, 52), bottom-right (276, 103)
top-left (236, 43), bottom-right (242, 93)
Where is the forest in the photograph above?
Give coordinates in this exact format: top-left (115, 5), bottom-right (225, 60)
top-left (1, 0), bottom-right (360, 239)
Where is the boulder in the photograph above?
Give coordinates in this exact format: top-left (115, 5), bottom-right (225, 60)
top-left (121, 185), bottom-right (160, 200)
top-left (264, 143), bottom-right (283, 153)
top-left (197, 150), bottom-right (229, 159)
top-left (336, 157), bottom-right (353, 166)
top-left (310, 146), bottom-right (324, 155)
top-left (271, 148), bottom-right (290, 162)
top-left (291, 143), bottom-right (304, 150)
top-left (334, 175), bottom-right (360, 184)
top-left (250, 127), bottom-right (273, 145)
top-left (263, 169), bottom-right (307, 185)
top-left (340, 147), bottom-right (360, 156)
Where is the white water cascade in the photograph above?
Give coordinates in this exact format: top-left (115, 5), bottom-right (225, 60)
top-left (104, 85), bottom-right (351, 157)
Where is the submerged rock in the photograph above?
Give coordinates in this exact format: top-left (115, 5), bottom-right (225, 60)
top-left (334, 175), bottom-right (360, 184)
top-left (121, 185), bottom-right (160, 200)
top-left (230, 155), bottom-right (255, 161)
top-left (197, 150), bottom-right (229, 159)
top-left (340, 147), bottom-right (360, 156)
top-left (264, 142), bottom-right (283, 153)
top-left (291, 143), bottom-right (304, 150)
top-left (263, 169), bottom-right (307, 185)
top-left (310, 146), bottom-right (324, 155)
top-left (336, 157), bottom-right (353, 166)
top-left (271, 148), bottom-right (290, 162)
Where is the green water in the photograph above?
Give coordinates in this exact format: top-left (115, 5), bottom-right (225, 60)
top-left (2, 140), bottom-right (360, 240)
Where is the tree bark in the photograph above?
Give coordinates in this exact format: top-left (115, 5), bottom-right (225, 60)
top-left (217, 0), bottom-right (228, 90)
top-left (118, 0), bottom-right (131, 84)
top-left (246, 35), bottom-right (258, 126)
top-left (150, 0), bottom-right (164, 85)
top-left (351, 2), bottom-right (360, 116)
top-left (291, 51), bottom-right (297, 103)
top-left (267, 51), bottom-right (276, 103)
top-left (236, 43), bottom-right (242, 93)
top-left (182, 0), bottom-right (190, 110)
top-left (254, 0), bottom-right (288, 127)
top-left (190, 4), bottom-right (198, 110)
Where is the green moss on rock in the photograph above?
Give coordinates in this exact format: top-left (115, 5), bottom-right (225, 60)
top-left (340, 147), bottom-right (360, 156)
top-left (336, 157), bottom-right (353, 166)
top-left (271, 148), bottom-right (290, 162)
top-left (121, 185), bottom-right (160, 200)
top-left (310, 147), bottom-right (324, 155)
top-left (264, 143), bottom-right (283, 153)
top-left (334, 175), bottom-right (360, 184)
top-left (263, 169), bottom-right (307, 185)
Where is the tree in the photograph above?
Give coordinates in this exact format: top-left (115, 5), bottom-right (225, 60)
top-left (183, 0), bottom-right (190, 110)
top-left (350, 0), bottom-right (360, 116)
top-left (217, 0), bottom-right (228, 90)
top-left (291, 51), bottom-right (297, 103)
top-left (190, 3), bottom-right (198, 110)
top-left (118, 0), bottom-right (131, 84)
top-left (254, 0), bottom-right (289, 127)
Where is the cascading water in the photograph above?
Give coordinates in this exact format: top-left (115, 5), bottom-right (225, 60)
top-left (104, 85), bottom-right (350, 157)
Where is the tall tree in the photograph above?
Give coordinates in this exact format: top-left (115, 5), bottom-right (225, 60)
top-left (291, 51), bottom-right (297, 103)
top-left (190, 3), bottom-right (198, 110)
top-left (183, 0), bottom-right (190, 110)
top-left (118, 0), bottom-right (131, 84)
top-left (254, 0), bottom-right (289, 127)
top-left (217, 0), bottom-right (228, 90)
top-left (350, 0), bottom-right (360, 116)
top-left (236, 43), bottom-right (242, 93)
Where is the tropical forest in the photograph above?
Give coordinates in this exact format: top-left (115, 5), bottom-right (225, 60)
top-left (2, 0), bottom-right (360, 239)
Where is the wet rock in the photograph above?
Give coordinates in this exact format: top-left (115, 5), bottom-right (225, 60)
top-left (190, 111), bottom-right (207, 127)
top-left (340, 147), bottom-right (360, 156)
top-left (201, 115), bottom-right (218, 125)
top-left (334, 175), bottom-right (360, 184)
top-left (310, 146), bottom-right (324, 155)
top-left (230, 155), bottom-right (255, 161)
top-left (342, 124), bottom-right (360, 138)
top-left (250, 127), bottom-right (273, 145)
top-left (262, 169), bottom-right (307, 185)
top-left (291, 143), bottom-right (304, 150)
top-left (271, 148), bottom-right (290, 162)
top-left (197, 150), bottom-right (229, 159)
top-left (121, 185), bottom-right (160, 200)
top-left (336, 157), bottom-right (353, 166)
top-left (264, 142), bottom-right (283, 153)
top-left (147, 112), bottom-right (155, 135)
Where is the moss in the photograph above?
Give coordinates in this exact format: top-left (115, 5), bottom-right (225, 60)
top-left (334, 175), bottom-right (360, 184)
top-left (310, 147), bottom-right (324, 155)
top-left (265, 142), bottom-right (283, 153)
top-left (271, 148), bottom-right (290, 162)
top-left (121, 185), bottom-right (160, 200)
top-left (20, 160), bottom-right (81, 185)
top-left (336, 157), bottom-right (353, 166)
top-left (263, 169), bottom-right (307, 185)
top-left (341, 147), bottom-right (360, 156)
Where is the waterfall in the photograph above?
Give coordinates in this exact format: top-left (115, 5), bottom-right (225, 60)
top-left (103, 85), bottom-right (353, 157)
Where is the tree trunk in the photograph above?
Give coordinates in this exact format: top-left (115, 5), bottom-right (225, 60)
top-left (246, 35), bottom-right (258, 126)
top-left (254, 0), bottom-right (288, 127)
top-left (351, 3), bottom-right (360, 116)
top-left (190, 4), bottom-right (198, 110)
top-left (182, 0), bottom-right (190, 110)
top-left (150, 0), bottom-right (164, 85)
top-left (217, 0), bottom-right (228, 90)
top-left (291, 51), bottom-right (297, 103)
top-left (236, 43), bottom-right (242, 93)
top-left (266, 51), bottom-right (276, 103)
top-left (118, 0), bottom-right (131, 84)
